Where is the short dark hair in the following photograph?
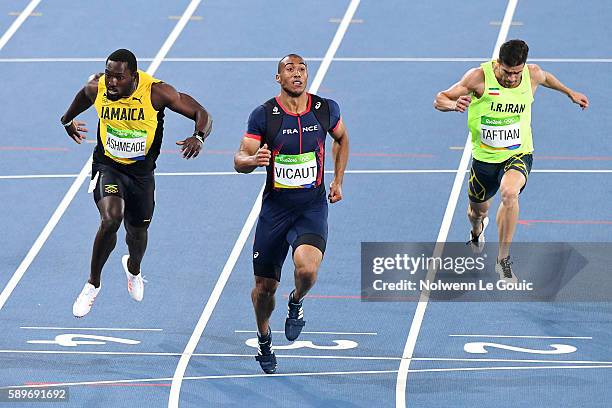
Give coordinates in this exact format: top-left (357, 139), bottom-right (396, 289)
top-left (498, 39), bottom-right (529, 67)
top-left (277, 53), bottom-right (306, 73)
top-left (106, 49), bottom-right (137, 73)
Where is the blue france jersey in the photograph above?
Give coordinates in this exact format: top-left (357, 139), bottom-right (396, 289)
top-left (244, 94), bottom-right (341, 193)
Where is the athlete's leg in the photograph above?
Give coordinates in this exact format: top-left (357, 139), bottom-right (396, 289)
top-left (89, 196), bottom-right (124, 287)
top-left (122, 170), bottom-right (154, 277)
top-left (468, 199), bottom-right (492, 237)
top-left (124, 221), bottom-right (148, 275)
top-left (252, 276), bottom-right (279, 336)
top-left (496, 169), bottom-right (526, 260)
top-left (292, 244), bottom-right (323, 301)
top-left (466, 160), bottom-right (498, 240)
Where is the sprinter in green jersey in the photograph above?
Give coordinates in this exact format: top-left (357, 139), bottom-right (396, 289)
top-left (434, 39), bottom-right (588, 281)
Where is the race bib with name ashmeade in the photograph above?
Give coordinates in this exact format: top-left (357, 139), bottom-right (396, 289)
top-left (105, 125), bottom-right (147, 159)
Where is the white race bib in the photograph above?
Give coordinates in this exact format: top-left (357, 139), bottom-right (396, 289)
top-left (274, 152), bottom-right (317, 188)
top-left (105, 125), bottom-right (147, 159)
top-left (480, 115), bottom-right (522, 149)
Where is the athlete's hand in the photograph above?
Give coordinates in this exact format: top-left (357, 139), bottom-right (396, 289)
top-left (569, 91), bottom-right (589, 110)
top-left (328, 180), bottom-right (343, 203)
top-left (64, 120), bottom-right (88, 144)
top-left (255, 143), bottom-right (271, 167)
top-left (176, 136), bottom-right (202, 159)
top-left (454, 95), bottom-right (472, 112)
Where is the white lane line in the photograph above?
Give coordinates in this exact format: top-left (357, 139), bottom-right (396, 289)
top-left (20, 327), bottom-right (163, 331)
top-left (492, 1), bottom-right (518, 60)
top-left (395, 1), bottom-right (519, 407)
top-left (406, 365), bottom-right (612, 374)
top-left (5, 369), bottom-right (398, 389)
top-left (2, 169), bottom-right (611, 180)
top-left (449, 334), bottom-right (592, 340)
top-left (309, 0), bottom-right (361, 92)
top-left (167, 2), bottom-right (361, 406)
top-left (0, 0), bottom-right (47, 311)
top-left (167, 183), bottom-right (264, 406)
top-left (411, 357), bottom-right (612, 364)
top-left (0, 174), bottom-right (82, 179)
top-left (234, 330), bottom-right (378, 335)
top-left (4, 349), bottom-right (612, 366)
top-left (0, 1), bottom-right (200, 313)
top-left (0, 0), bottom-right (41, 51)
top-left (0, 350), bottom-right (398, 360)
top-left (147, 0), bottom-right (202, 74)
top-left (2, 57), bottom-right (612, 63)
top-left (7, 364), bottom-right (612, 390)
top-left (0, 157), bottom-right (92, 312)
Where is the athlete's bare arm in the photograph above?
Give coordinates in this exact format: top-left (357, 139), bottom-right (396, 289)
top-left (234, 137), bottom-right (271, 174)
top-left (434, 68), bottom-right (485, 113)
top-left (328, 120), bottom-right (349, 204)
top-left (528, 64), bottom-right (589, 109)
top-left (60, 74), bottom-right (101, 144)
top-left (152, 82), bottom-right (213, 159)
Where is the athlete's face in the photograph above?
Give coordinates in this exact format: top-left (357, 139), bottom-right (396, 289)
top-left (105, 60), bottom-right (136, 101)
top-left (496, 61), bottom-right (524, 88)
top-left (276, 56), bottom-right (308, 97)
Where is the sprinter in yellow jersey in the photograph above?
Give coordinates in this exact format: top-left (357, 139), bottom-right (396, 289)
top-left (60, 49), bottom-right (212, 317)
top-left (434, 40), bottom-right (588, 281)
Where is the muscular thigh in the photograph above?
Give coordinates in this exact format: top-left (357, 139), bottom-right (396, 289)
top-left (92, 163), bottom-right (154, 227)
top-left (468, 159), bottom-right (502, 203)
top-left (500, 153), bottom-right (533, 195)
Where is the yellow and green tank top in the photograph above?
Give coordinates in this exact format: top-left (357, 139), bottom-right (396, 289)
top-left (93, 70), bottom-right (164, 173)
top-left (467, 60), bottom-right (534, 163)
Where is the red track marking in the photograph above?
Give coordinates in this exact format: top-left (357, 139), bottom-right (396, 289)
top-left (350, 152), bottom-right (435, 158)
top-left (0, 146), bottom-right (69, 152)
top-left (161, 149), bottom-right (234, 155)
top-left (519, 219), bottom-right (612, 226)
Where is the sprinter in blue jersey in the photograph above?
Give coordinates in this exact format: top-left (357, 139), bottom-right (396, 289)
top-left (234, 54), bottom-right (349, 374)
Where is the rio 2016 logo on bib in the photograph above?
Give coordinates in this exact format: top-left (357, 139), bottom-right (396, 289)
top-left (479, 114), bottom-right (521, 150)
top-left (274, 152), bottom-right (317, 189)
top-left (105, 125), bottom-right (147, 160)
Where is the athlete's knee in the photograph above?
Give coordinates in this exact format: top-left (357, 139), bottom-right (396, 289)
top-left (125, 222), bottom-right (148, 240)
top-left (99, 213), bottom-right (122, 234)
top-left (500, 185), bottom-right (520, 208)
top-left (468, 202), bottom-right (488, 219)
top-left (253, 277), bottom-right (278, 299)
top-left (295, 263), bottom-right (318, 285)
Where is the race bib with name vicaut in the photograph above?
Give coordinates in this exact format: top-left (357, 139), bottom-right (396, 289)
top-left (274, 152), bottom-right (317, 188)
top-left (480, 115), bottom-right (522, 149)
top-left (105, 125), bottom-right (147, 159)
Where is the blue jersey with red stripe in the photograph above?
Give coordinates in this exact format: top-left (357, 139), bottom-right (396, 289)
top-left (245, 93), bottom-right (341, 195)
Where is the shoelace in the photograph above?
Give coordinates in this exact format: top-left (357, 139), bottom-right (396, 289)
top-left (258, 338), bottom-right (272, 355)
top-left (288, 302), bottom-right (302, 318)
top-left (500, 259), bottom-right (513, 278)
